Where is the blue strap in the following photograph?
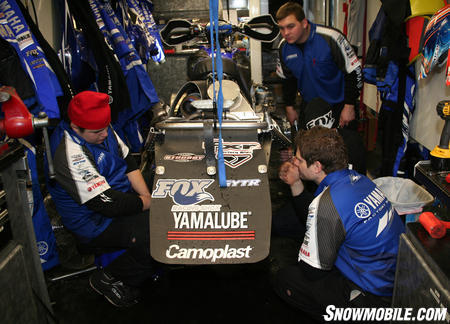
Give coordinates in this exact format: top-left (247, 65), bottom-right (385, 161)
top-left (209, 0), bottom-right (227, 188)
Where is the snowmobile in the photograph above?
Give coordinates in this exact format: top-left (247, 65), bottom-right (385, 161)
top-left (146, 14), bottom-right (290, 264)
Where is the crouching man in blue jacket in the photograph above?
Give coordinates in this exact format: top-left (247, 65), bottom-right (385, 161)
top-left (47, 91), bottom-right (154, 307)
top-left (274, 126), bottom-right (404, 321)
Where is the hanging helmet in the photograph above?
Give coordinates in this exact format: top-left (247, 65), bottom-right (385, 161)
top-left (419, 4), bottom-right (450, 83)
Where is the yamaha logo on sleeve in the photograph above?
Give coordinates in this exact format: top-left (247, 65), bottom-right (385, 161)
top-left (354, 202), bottom-right (371, 219)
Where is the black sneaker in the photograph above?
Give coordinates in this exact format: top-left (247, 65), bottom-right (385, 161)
top-left (89, 269), bottom-right (139, 307)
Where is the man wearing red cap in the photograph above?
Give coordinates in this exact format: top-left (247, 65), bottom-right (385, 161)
top-left (47, 91), bottom-right (153, 307)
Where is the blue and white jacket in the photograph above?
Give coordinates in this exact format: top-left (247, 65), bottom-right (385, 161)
top-left (299, 169), bottom-right (405, 296)
top-left (277, 21), bottom-right (362, 107)
top-left (47, 121), bottom-right (132, 241)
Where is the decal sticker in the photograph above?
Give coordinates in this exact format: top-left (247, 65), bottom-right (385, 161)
top-left (305, 110), bottom-right (334, 129)
top-left (171, 205), bottom-right (222, 212)
top-left (354, 202), bottom-right (371, 219)
top-left (164, 153), bottom-right (205, 162)
top-left (79, 169), bottom-right (97, 182)
top-left (363, 187), bottom-right (386, 210)
top-left (72, 159), bottom-right (86, 166)
top-left (152, 179), bottom-right (214, 205)
top-left (171, 210), bottom-right (252, 229)
top-left (210, 140), bottom-right (261, 169)
top-left (226, 179), bottom-right (261, 187)
top-left (87, 179), bottom-right (106, 192)
top-left (344, 43), bottom-right (353, 56)
top-left (300, 246), bottom-right (310, 257)
top-left (17, 31), bottom-right (32, 50)
top-left (70, 154), bottom-right (85, 165)
top-left (25, 49), bottom-right (39, 57)
top-left (37, 241), bottom-right (48, 256)
top-left (167, 231), bottom-right (255, 240)
top-left (166, 244), bottom-right (253, 262)
top-left (356, 187), bottom-right (390, 221)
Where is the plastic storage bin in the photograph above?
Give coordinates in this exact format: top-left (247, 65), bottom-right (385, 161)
top-left (373, 177), bottom-right (434, 222)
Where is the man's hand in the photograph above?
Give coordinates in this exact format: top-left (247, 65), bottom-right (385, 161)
top-left (279, 161), bottom-right (299, 185)
top-left (339, 104), bottom-right (355, 127)
top-left (286, 105), bottom-right (299, 125)
top-left (139, 194), bottom-right (151, 211)
top-left (127, 169), bottom-right (152, 211)
top-left (279, 161), bottom-right (304, 196)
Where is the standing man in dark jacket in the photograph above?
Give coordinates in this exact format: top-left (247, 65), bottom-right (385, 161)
top-left (276, 2), bottom-right (362, 128)
top-left (47, 91), bottom-right (154, 307)
top-left (302, 97), bottom-right (366, 174)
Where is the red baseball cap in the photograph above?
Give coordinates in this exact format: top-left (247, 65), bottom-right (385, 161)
top-left (68, 91), bottom-right (111, 129)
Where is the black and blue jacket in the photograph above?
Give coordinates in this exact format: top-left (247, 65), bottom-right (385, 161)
top-left (277, 21), bottom-right (362, 107)
top-left (300, 169), bottom-right (405, 296)
top-left (47, 121), bottom-right (132, 241)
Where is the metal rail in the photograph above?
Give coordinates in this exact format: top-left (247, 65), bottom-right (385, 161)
top-left (155, 119), bottom-right (268, 130)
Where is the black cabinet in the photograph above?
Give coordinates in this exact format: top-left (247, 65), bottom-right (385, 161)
top-left (392, 223), bottom-right (449, 323)
top-left (0, 141), bottom-right (53, 323)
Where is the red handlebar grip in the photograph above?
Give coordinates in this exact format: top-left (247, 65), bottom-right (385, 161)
top-left (0, 86), bottom-right (34, 138)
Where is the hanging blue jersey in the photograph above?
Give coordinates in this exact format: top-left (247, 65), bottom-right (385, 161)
top-left (393, 64), bottom-right (416, 176)
top-left (118, 0), bottom-right (165, 64)
top-left (20, 139), bottom-right (59, 271)
top-left (0, 0), bottom-right (62, 118)
top-left (300, 169), bottom-right (405, 296)
top-left (135, 0), bottom-right (165, 63)
top-left (89, 0), bottom-right (159, 151)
